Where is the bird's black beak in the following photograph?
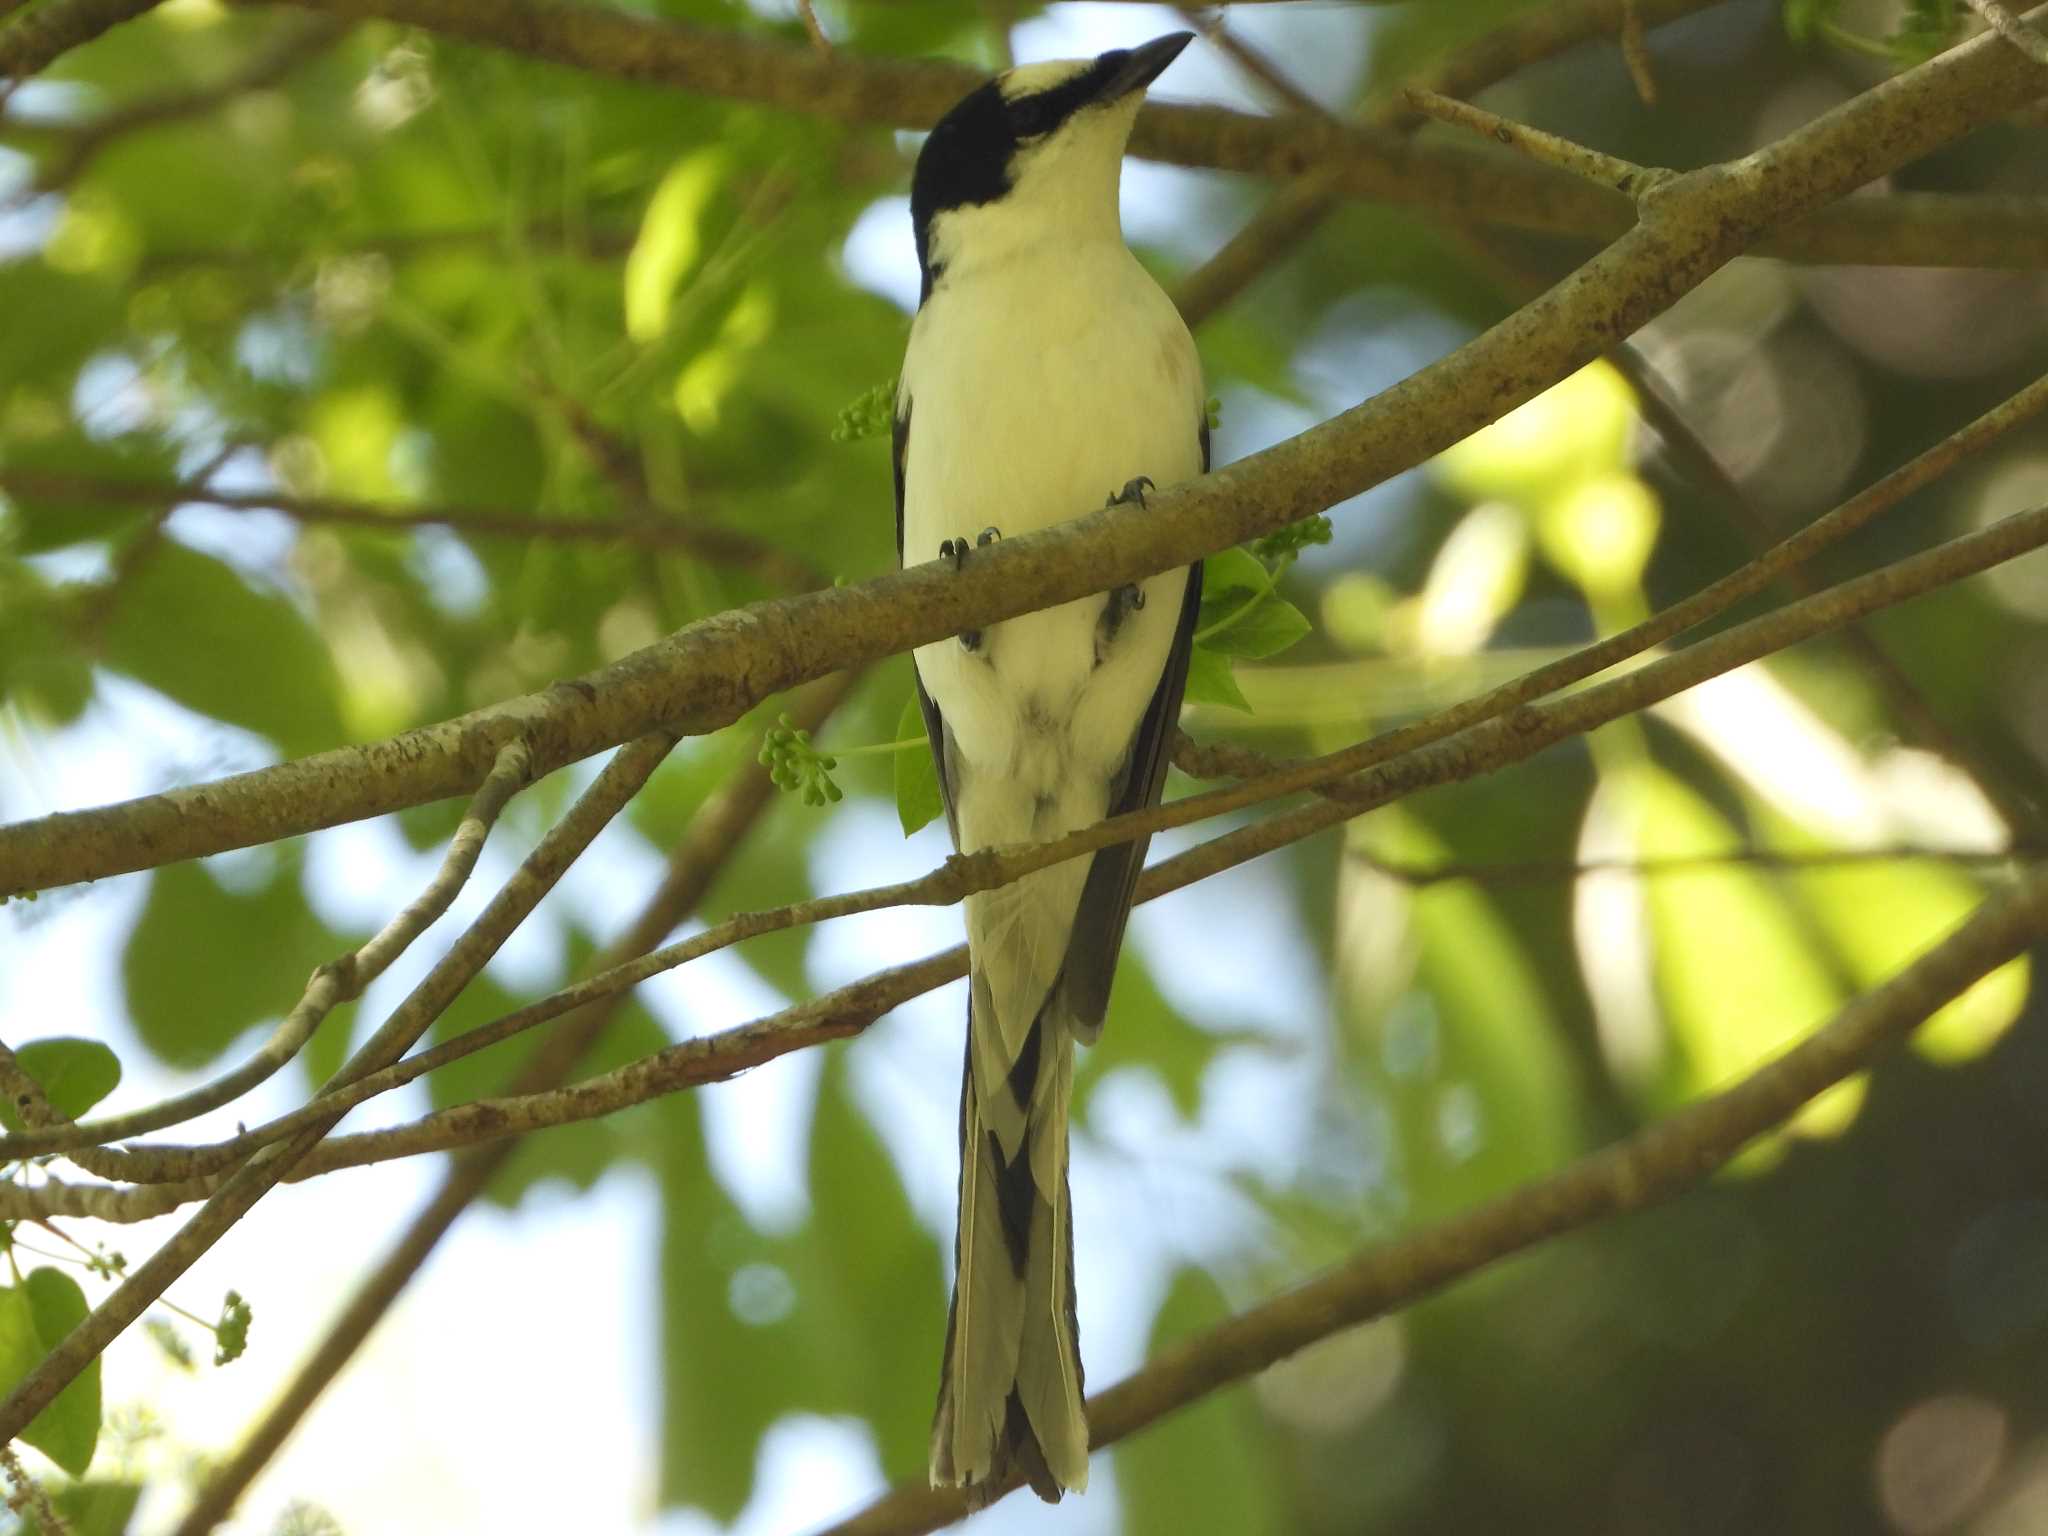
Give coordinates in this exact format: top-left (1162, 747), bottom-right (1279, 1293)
top-left (1098, 32), bottom-right (1194, 101)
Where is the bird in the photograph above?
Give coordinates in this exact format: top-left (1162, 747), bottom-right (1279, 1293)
top-left (892, 32), bottom-right (1207, 1505)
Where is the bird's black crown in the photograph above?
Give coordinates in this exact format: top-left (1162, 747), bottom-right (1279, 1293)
top-left (908, 35), bottom-right (1191, 302)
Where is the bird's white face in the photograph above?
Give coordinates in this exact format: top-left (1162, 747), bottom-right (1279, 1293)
top-left (994, 61), bottom-right (1146, 223)
top-left (908, 35), bottom-right (1191, 299)
top-left (920, 64), bottom-right (1143, 284)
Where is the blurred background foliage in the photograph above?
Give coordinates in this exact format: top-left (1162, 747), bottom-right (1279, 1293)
top-left (2, 0), bottom-right (2047, 1532)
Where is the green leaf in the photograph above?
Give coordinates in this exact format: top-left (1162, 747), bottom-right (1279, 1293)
top-left (123, 861), bottom-right (351, 1070)
top-left (22, 1480), bottom-right (140, 1536)
top-left (18, 1269), bottom-right (102, 1477)
top-left (0, 1038), bottom-right (122, 1131)
top-left (624, 151), bottom-right (726, 343)
top-left (1347, 808), bottom-right (1582, 1222)
top-left (1201, 596), bottom-right (1312, 660)
top-left (1183, 644), bottom-right (1252, 712)
top-left (1783, 0), bottom-right (1831, 43)
top-left (1616, 763), bottom-right (1855, 1146)
top-left (0, 561), bottom-right (94, 728)
top-left (1118, 1266), bottom-right (1280, 1536)
top-left (893, 689), bottom-right (943, 837)
top-left (99, 541), bottom-right (345, 758)
top-left (1197, 547), bottom-right (1271, 610)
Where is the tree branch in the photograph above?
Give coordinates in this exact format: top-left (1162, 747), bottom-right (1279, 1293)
top-left (1351, 844), bottom-right (2040, 888)
top-left (164, 670), bottom-right (862, 1536)
top-left (265, 0), bottom-right (2048, 267)
top-left (3, 14), bottom-right (343, 200)
top-left (0, 732), bottom-right (671, 1444)
top-left (0, 468), bottom-right (816, 578)
top-left (1967, 0), bottom-right (2048, 65)
top-left (19, 498), bottom-right (2047, 1209)
top-left (7, 14), bottom-right (2043, 898)
top-left (823, 866), bottom-right (2048, 1534)
top-left (0, 0), bottom-right (162, 80)
top-left (0, 739), bottom-right (533, 1161)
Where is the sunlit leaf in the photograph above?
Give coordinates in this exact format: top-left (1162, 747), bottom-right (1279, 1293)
top-left (625, 151), bottom-right (726, 343)
top-left (1435, 361), bottom-right (1636, 510)
top-left (1610, 762), bottom-right (1856, 1144)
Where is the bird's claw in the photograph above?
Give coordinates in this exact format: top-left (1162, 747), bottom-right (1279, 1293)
top-left (1106, 476), bottom-right (1154, 509)
top-left (937, 533), bottom-right (995, 650)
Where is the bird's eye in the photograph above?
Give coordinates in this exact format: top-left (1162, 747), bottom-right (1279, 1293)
top-left (1008, 98), bottom-right (1056, 138)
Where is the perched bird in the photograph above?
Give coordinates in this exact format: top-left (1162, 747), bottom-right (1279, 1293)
top-left (893, 33), bottom-right (1206, 1504)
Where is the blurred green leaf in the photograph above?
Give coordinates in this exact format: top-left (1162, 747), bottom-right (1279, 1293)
top-left (20, 1479), bottom-right (141, 1536)
top-left (123, 861), bottom-right (350, 1070)
top-left (0, 1038), bottom-right (122, 1131)
top-left (1616, 763), bottom-right (1856, 1143)
top-left (1119, 1266), bottom-right (1281, 1536)
top-left (893, 689), bottom-right (942, 837)
top-left (99, 542), bottom-right (345, 758)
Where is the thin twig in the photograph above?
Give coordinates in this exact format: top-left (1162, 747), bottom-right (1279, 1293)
top-left (1619, 0), bottom-right (1660, 103)
top-left (0, 468), bottom-right (814, 579)
top-left (166, 672), bottom-right (860, 1536)
top-left (1177, 7), bottom-right (1324, 118)
top-left (256, 0), bottom-right (2048, 268)
top-left (0, 735), bottom-right (677, 1445)
top-left (0, 741), bottom-right (533, 1161)
top-left (6, 10), bottom-right (2046, 895)
top-left (795, 0), bottom-right (830, 55)
top-left (29, 500), bottom-right (2048, 1204)
top-left (1351, 844), bottom-right (2040, 888)
top-left (5, 16), bottom-right (343, 201)
top-left (1610, 347), bottom-right (2048, 841)
top-left (1965, 0), bottom-right (2048, 64)
top-left (1402, 85), bottom-right (1665, 197)
top-left (0, 1443), bottom-right (67, 1536)
top-left (26, 360), bottom-right (2048, 1176)
top-left (823, 867), bottom-right (2048, 1533)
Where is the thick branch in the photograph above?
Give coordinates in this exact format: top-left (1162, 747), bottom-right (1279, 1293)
top-left (823, 866), bottom-right (2048, 1534)
top-left (6, 15), bottom-right (2043, 898)
top-left (22, 499), bottom-right (2047, 1207)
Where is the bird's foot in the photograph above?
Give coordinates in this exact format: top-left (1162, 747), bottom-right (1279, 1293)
top-left (1106, 476), bottom-right (1154, 509)
top-left (938, 530), bottom-right (999, 651)
top-left (1096, 582), bottom-right (1147, 658)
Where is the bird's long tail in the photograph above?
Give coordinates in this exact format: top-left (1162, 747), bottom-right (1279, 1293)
top-left (929, 965), bottom-right (1087, 1504)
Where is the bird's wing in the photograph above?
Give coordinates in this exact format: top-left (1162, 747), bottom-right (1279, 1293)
top-left (1055, 414), bottom-right (1209, 1036)
top-left (896, 398), bottom-right (961, 843)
